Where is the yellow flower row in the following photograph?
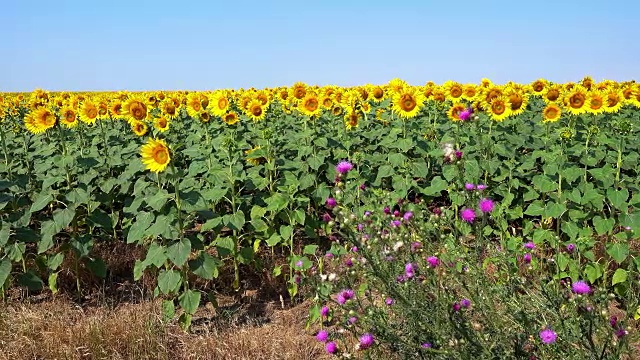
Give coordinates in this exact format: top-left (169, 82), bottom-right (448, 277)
top-left (1, 77), bottom-right (639, 135)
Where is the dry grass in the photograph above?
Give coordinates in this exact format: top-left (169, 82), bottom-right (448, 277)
top-left (0, 297), bottom-right (328, 360)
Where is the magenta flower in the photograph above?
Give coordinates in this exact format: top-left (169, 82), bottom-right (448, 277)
top-left (359, 333), bottom-right (375, 350)
top-left (403, 211), bottom-right (413, 221)
top-left (426, 256), bottom-right (440, 268)
top-left (572, 280), bottom-right (591, 295)
top-left (524, 241), bottom-right (535, 250)
top-left (459, 108), bottom-right (473, 121)
top-left (566, 243), bottom-right (576, 252)
top-left (322, 213), bottom-right (332, 223)
top-left (455, 150), bottom-right (463, 159)
top-left (359, 183), bottom-right (367, 190)
top-left (452, 302), bottom-right (461, 312)
top-left (325, 341), bottom-right (337, 354)
top-left (336, 161), bottom-right (353, 174)
top-left (390, 220), bottom-right (402, 227)
top-left (539, 328), bottom-right (557, 344)
top-left (321, 305), bottom-right (330, 317)
top-left (348, 316), bottom-right (358, 324)
top-left (460, 208), bottom-right (476, 223)
top-left (295, 260), bottom-right (304, 267)
top-left (476, 184), bottom-right (487, 191)
top-left (405, 263), bottom-right (416, 278)
top-left (421, 343), bottom-right (432, 348)
top-left (478, 198), bottom-right (495, 213)
top-left (465, 183), bottom-right (476, 191)
top-left (316, 330), bottom-right (329, 342)
top-left (326, 197), bottom-right (337, 208)
top-left (460, 298), bottom-right (471, 308)
top-left (384, 206), bottom-right (391, 214)
top-left (523, 253), bottom-right (532, 264)
top-left (385, 297), bottom-right (395, 305)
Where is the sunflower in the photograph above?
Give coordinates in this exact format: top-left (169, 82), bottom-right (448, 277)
top-left (447, 103), bottom-right (467, 122)
top-left (387, 78), bottom-right (409, 95)
top-left (344, 109), bottom-right (361, 130)
top-left (79, 99), bottom-right (99, 125)
top-left (25, 107), bottom-right (56, 134)
top-left (109, 99), bottom-right (123, 119)
top-left (320, 95), bottom-right (333, 109)
top-left (580, 76), bottom-right (594, 90)
top-left (290, 82), bottom-right (307, 101)
top-left (586, 91), bottom-right (605, 114)
top-left (159, 99), bottom-right (179, 119)
top-left (487, 95), bottom-right (511, 121)
top-left (222, 111), bottom-right (239, 125)
top-left (431, 88), bottom-right (447, 103)
top-left (542, 84), bottom-right (563, 104)
top-left (370, 86), bottom-right (385, 102)
top-left (603, 89), bottom-right (624, 113)
top-left (255, 90), bottom-right (271, 106)
top-left (331, 104), bottom-right (343, 117)
top-left (154, 116), bottom-right (170, 132)
top-left (563, 86), bottom-right (588, 115)
top-left (542, 103), bottom-right (562, 123)
top-left (140, 138), bottom-right (170, 173)
top-left (208, 91), bottom-right (230, 117)
top-left (122, 96), bottom-right (149, 123)
top-left (185, 93), bottom-right (204, 118)
top-left (299, 93), bottom-right (321, 117)
top-left (505, 88), bottom-right (529, 116)
top-left (97, 100), bottom-right (109, 120)
top-left (245, 99), bottom-right (266, 122)
top-left (391, 87), bottom-right (426, 119)
top-left (277, 88), bottom-right (289, 102)
top-left (361, 101), bottom-right (371, 114)
top-left (632, 85), bottom-right (640, 108)
top-left (480, 78), bottom-right (493, 88)
top-left (443, 81), bottom-right (464, 101)
top-left (530, 79), bottom-right (548, 96)
top-left (198, 109), bottom-right (212, 123)
top-left (480, 85), bottom-right (503, 109)
top-left (245, 146), bottom-right (266, 166)
top-left (462, 84), bottom-right (478, 100)
top-left (59, 106), bottom-right (78, 128)
top-left (131, 120), bottom-right (148, 136)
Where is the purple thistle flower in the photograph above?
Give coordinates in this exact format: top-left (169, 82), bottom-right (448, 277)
top-left (476, 184), bottom-right (487, 191)
top-left (295, 260), bottom-right (304, 267)
top-left (460, 208), bottom-right (476, 223)
top-left (393, 210), bottom-right (400, 217)
top-left (478, 198), bottom-right (495, 213)
top-left (345, 258), bottom-right (353, 267)
top-left (383, 206), bottom-right (391, 215)
top-left (459, 107), bottom-right (473, 121)
top-left (359, 333), bottom-right (375, 350)
top-left (336, 161), bottom-right (353, 174)
top-left (405, 263), bottom-right (416, 278)
top-left (539, 328), bottom-right (557, 344)
top-left (610, 316), bottom-right (618, 328)
top-left (411, 242), bottom-right (422, 252)
top-left (364, 210), bottom-right (372, 217)
top-left (321, 305), bottom-right (330, 317)
top-left (452, 302), bottom-right (461, 312)
top-left (523, 253), bottom-right (532, 264)
top-left (616, 328), bottom-right (627, 338)
top-left (326, 197), bottom-right (337, 208)
top-left (524, 241), bottom-right (536, 250)
top-left (322, 213), bottom-right (332, 223)
top-left (316, 330), bottom-right (329, 342)
top-left (403, 211), bottom-right (413, 221)
top-left (465, 183), bottom-right (476, 191)
top-left (325, 341), bottom-right (337, 354)
top-left (385, 297), bottom-right (395, 305)
top-left (566, 243), bottom-right (576, 252)
top-left (572, 280), bottom-right (591, 295)
top-left (360, 183), bottom-right (367, 190)
top-left (426, 256), bottom-right (440, 268)
top-left (455, 150), bottom-right (463, 159)
top-left (460, 298), bottom-right (471, 308)
top-left (390, 220), bottom-right (402, 227)
top-left (357, 223), bottom-right (364, 232)
top-left (421, 343), bottom-right (432, 349)
top-left (348, 316), bottom-right (358, 324)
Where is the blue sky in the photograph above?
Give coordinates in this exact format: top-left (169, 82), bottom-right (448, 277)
top-left (2, 0), bottom-right (638, 91)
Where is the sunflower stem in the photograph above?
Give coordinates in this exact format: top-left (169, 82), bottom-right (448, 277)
top-left (0, 125), bottom-right (12, 179)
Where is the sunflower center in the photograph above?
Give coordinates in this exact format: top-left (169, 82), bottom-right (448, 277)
top-left (158, 118), bottom-right (168, 128)
top-left (373, 88), bottom-right (384, 99)
top-left (166, 104), bottom-right (176, 115)
top-left (545, 107), bottom-right (558, 119)
top-left (294, 88), bottom-right (305, 99)
top-left (304, 98), bottom-right (319, 111)
top-left (450, 86), bottom-right (462, 98)
top-left (509, 94), bottom-right (523, 109)
top-left (400, 94), bottom-right (416, 111)
top-left (590, 97), bottom-right (603, 109)
top-left (87, 106), bottom-right (98, 119)
top-left (546, 90), bottom-right (560, 101)
top-left (65, 111), bottom-right (75, 122)
top-left (131, 102), bottom-right (147, 120)
top-left (251, 105), bottom-right (263, 117)
top-left (218, 98), bottom-right (229, 109)
top-left (607, 94), bottom-right (619, 107)
top-left (569, 94), bottom-right (585, 108)
top-left (153, 148), bottom-right (169, 164)
top-left (492, 101), bottom-right (505, 115)
top-left (533, 82), bottom-right (545, 92)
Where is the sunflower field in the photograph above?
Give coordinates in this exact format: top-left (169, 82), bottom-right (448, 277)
top-left (1, 77), bottom-right (640, 332)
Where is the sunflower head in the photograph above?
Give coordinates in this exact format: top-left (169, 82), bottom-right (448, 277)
top-left (447, 103), bottom-right (467, 122)
top-left (131, 120), bottom-right (148, 136)
top-left (59, 106), bottom-right (78, 128)
top-left (245, 99), bottom-right (266, 122)
top-left (542, 103), bottom-right (562, 123)
top-left (140, 138), bottom-right (170, 173)
top-left (530, 79), bottom-right (547, 95)
top-left (79, 100), bottom-right (99, 125)
top-left (223, 111), bottom-right (239, 125)
top-left (25, 107), bottom-right (57, 134)
top-left (299, 93), bottom-right (321, 117)
top-left (391, 87), bottom-right (426, 119)
top-left (563, 86), bottom-right (588, 115)
top-left (154, 116), bottom-right (170, 132)
top-left (603, 89), bottom-right (624, 113)
top-left (487, 95), bottom-right (511, 121)
top-left (543, 85), bottom-right (563, 103)
top-left (371, 86), bottom-right (385, 102)
top-left (586, 91), bottom-right (605, 114)
top-left (443, 81), bottom-right (464, 101)
top-left (344, 110), bottom-right (361, 130)
top-left (291, 82), bottom-right (307, 100)
top-left (122, 97), bottom-right (149, 123)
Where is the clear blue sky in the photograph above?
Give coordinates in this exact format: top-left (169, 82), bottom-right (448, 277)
top-left (2, 0), bottom-right (638, 92)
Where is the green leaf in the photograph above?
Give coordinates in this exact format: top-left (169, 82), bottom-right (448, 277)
top-left (0, 258), bottom-right (11, 287)
top-left (607, 188), bottom-right (629, 211)
top-left (215, 237), bottom-right (235, 257)
top-left (48, 272), bottom-right (58, 294)
top-left (422, 176), bottom-right (448, 196)
top-left (47, 253), bottom-right (64, 271)
top-left (387, 152), bottom-right (406, 167)
top-left (532, 175), bottom-right (556, 193)
top-left (162, 300), bottom-right (175, 322)
top-left (544, 202), bottom-right (566, 218)
top-left (88, 209), bottom-right (113, 229)
top-left (265, 193), bottom-right (289, 213)
top-left (85, 257), bottom-right (107, 278)
top-left (593, 216), bottom-right (614, 235)
top-left (127, 211), bottom-right (155, 244)
top-left (158, 269), bottom-right (182, 294)
top-left (612, 268), bottom-right (628, 286)
top-left (265, 233), bottom-right (282, 247)
top-left (226, 211), bottom-right (245, 231)
top-left (292, 209), bottom-right (306, 225)
top-left (30, 193), bottom-right (52, 213)
top-left (144, 242), bottom-right (167, 268)
top-left (147, 188), bottom-right (171, 211)
top-left (133, 260), bottom-right (146, 281)
top-left (584, 263), bottom-right (603, 284)
top-left (38, 220), bottom-right (56, 254)
top-left (303, 244), bottom-right (318, 255)
top-left (524, 201), bottom-right (545, 216)
top-left (607, 243), bottom-right (629, 264)
top-left (0, 223), bottom-right (9, 247)
top-left (17, 271), bottom-right (44, 291)
top-left (201, 187), bottom-right (228, 203)
top-left (189, 253), bottom-right (219, 280)
top-left (167, 238), bottom-right (191, 267)
top-left (179, 289), bottom-right (201, 315)
top-left (280, 225), bottom-right (293, 240)
top-left (376, 165), bottom-right (394, 179)
top-left (53, 207), bottom-right (75, 230)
